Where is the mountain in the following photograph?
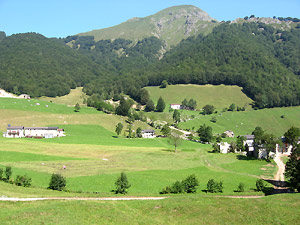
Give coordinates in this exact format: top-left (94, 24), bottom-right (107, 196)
top-left (77, 5), bottom-right (217, 48)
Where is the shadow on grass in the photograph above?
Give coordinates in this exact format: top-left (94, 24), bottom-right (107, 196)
top-left (112, 136), bottom-right (119, 138)
top-left (236, 155), bottom-right (257, 160)
top-left (161, 149), bottom-right (175, 153)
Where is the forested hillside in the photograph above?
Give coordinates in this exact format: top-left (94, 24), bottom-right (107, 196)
top-left (0, 33), bottom-right (114, 97)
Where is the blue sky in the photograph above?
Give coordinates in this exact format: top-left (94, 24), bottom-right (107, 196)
top-left (0, 0), bottom-right (299, 38)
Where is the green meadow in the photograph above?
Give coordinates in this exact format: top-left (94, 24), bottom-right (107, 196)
top-left (145, 84), bottom-right (253, 111)
top-left (0, 88), bottom-right (299, 224)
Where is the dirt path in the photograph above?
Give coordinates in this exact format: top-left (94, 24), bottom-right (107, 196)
top-left (0, 196), bottom-right (167, 202)
top-left (274, 153), bottom-right (285, 182)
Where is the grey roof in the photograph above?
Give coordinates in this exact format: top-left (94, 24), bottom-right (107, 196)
top-left (142, 129), bottom-right (155, 133)
top-left (7, 126), bottom-right (24, 130)
top-left (24, 127), bottom-right (59, 130)
top-left (243, 135), bottom-right (255, 140)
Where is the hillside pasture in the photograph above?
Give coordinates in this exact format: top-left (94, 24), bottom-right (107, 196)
top-left (145, 84), bottom-right (253, 111)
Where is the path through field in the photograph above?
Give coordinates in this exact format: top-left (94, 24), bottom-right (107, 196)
top-left (274, 154), bottom-right (285, 182)
top-left (0, 196), bottom-right (167, 202)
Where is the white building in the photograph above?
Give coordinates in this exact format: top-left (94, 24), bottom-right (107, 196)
top-left (18, 94), bottom-right (30, 99)
top-left (3, 126), bottom-right (65, 138)
top-left (170, 104), bottom-right (182, 110)
top-left (218, 142), bottom-right (231, 154)
top-left (141, 130), bottom-right (156, 138)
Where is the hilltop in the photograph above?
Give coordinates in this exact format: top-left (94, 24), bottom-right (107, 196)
top-left (77, 5), bottom-right (217, 48)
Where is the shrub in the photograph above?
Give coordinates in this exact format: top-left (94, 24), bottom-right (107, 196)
top-left (182, 174), bottom-right (199, 193)
top-left (0, 168), bottom-right (3, 180)
top-left (114, 172), bottom-right (131, 194)
top-left (170, 181), bottom-right (184, 194)
top-left (207, 179), bottom-right (223, 193)
top-left (48, 173), bottom-right (66, 191)
top-left (256, 179), bottom-right (265, 192)
top-left (237, 183), bottom-right (245, 192)
top-left (15, 175), bottom-right (32, 187)
top-left (160, 186), bottom-right (172, 194)
top-left (210, 116), bottom-right (217, 123)
top-left (5, 166), bottom-right (12, 182)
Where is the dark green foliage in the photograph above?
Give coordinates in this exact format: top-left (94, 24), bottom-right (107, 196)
top-left (74, 103), bottom-right (80, 112)
top-left (207, 179), bottom-right (224, 193)
top-left (5, 166), bottom-right (12, 182)
top-left (202, 105), bottom-right (215, 115)
top-left (285, 144), bottom-right (300, 192)
top-left (136, 127), bottom-right (142, 138)
top-left (48, 173), bottom-right (66, 191)
top-left (15, 175), bottom-right (32, 187)
top-left (114, 172), bottom-right (131, 194)
top-left (182, 98), bottom-right (197, 110)
top-left (197, 124), bottom-right (213, 143)
top-left (145, 99), bottom-right (155, 112)
top-left (115, 123), bottom-right (123, 136)
top-left (156, 96), bottom-right (166, 112)
top-left (173, 110), bottom-right (181, 123)
top-left (212, 143), bottom-right (220, 153)
top-left (0, 168), bottom-right (3, 180)
top-left (284, 127), bottom-right (300, 146)
top-left (256, 179), bottom-right (265, 192)
top-left (236, 136), bottom-right (246, 151)
top-left (210, 116), bottom-right (217, 123)
top-left (228, 103), bottom-right (236, 111)
top-left (139, 89), bottom-right (150, 105)
top-left (181, 174), bottom-right (199, 193)
top-left (116, 97), bottom-right (131, 116)
top-left (161, 124), bottom-right (171, 136)
top-left (236, 183), bottom-right (245, 192)
top-left (160, 80), bottom-right (168, 88)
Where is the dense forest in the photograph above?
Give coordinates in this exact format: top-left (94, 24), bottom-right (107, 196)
top-left (0, 21), bottom-right (299, 108)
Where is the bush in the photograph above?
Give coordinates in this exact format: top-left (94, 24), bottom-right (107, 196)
top-left (114, 172), bottom-right (131, 194)
top-left (48, 174), bottom-right (66, 191)
top-left (0, 168), bottom-right (3, 180)
top-left (182, 174), bottom-right (199, 193)
top-left (256, 179), bottom-right (265, 192)
top-left (207, 179), bottom-right (223, 193)
top-left (170, 181), bottom-right (184, 194)
top-left (237, 182), bottom-right (245, 192)
top-left (5, 166), bottom-right (12, 182)
top-left (15, 175), bottom-right (32, 187)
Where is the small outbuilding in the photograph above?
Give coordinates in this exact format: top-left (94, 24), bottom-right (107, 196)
top-left (223, 130), bottom-right (234, 138)
top-left (141, 130), bottom-right (156, 138)
top-left (170, 104), bottom-right (182, 110)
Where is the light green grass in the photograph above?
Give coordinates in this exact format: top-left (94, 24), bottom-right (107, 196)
top-left (0, 194), bottom-right (299, 225)
top-left (178, 106), bottom-right (300, 136)
top-left (146, 84), bottom-right (253, 111)
top-left (39, 87), bottom-right (87, 106)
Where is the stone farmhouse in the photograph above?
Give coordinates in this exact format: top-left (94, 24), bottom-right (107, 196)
top-left (141, 129), bottom-right (156, 138)
top-left (3, 126), bottom-right (65, 138)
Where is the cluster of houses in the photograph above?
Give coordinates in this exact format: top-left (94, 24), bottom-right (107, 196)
top-left (3, 126), bottom-right (65, 139)
top-left (218, 132), bottom-right (297, 159)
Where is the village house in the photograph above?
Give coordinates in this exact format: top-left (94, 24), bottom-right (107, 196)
top-left (170, 104), bottom-right (182, 110)
top-left (218, 142), bottom-right (231, 154)
top-left (223, 130), bottom-right (234, 138)
top-left (3, 126), bottom-right (65, 138)
top-left (141, 129), bottom-right (156, 138)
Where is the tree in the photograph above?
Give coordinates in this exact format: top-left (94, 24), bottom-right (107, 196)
top-left (182, 98), bottom-right (188, 108)
top-left (156, 96), bottom-right (166, 112)
top-left (236, 136), bottom-right (246, 151)
top-left (139, 89), bottom-right (150, 105)
top-left (202, 105), bottom-right (215, 115)
top-left (74, 103), bottom-right (80, 112)
top-left (255, 179), bottom-right (265, 192)
top-left (115, 123), bottom-right (123, 136)
top-left (173, 109), bottom-right (181, 123)
top-left (48, 174), bottom-right (66, 191)
top-left (161, 124), bottom-right (171, 136)
top-left (188, 99), bottom-right (197, 110)
top-left (144, 99), bottom-right (155, 112)
top-left (284, 127), bottom-right (300, 147)
top-left (197, 124), bottom-right (213, 143)
top-left (168, 131), bottom-right (182, 153)
top-left (116, 97), bottom-right (131, 116)
top-left (5, 166), bottom-right (12, 182)
top-left (114, 172), bottom-right (131, 194)
top-left (261, 133), bottom-right (278, 160)
top-left (228, 103), bottom-right (236, 111)
top-left (285, 144), bottom-right (300, 192)
top-left (127, 124), bottom-right (133, 138)
top-left (207, 179), bottom-right (223, 193)
top-left (181, 174), bottom-right (199, 193)
top-left (136, 127), bottom-right (142, 138)
top-left (160, 80), bottom-right (168, 88)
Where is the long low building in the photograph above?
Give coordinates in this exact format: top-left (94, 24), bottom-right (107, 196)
top-left (3, 126), bottom-right (65, 138)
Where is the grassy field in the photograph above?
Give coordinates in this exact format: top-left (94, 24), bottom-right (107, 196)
top-left (39, 87), bottom-right (87, 106)
top-left (0, 194), bottom-right (299, 225)
top-left (145, 84), bottom-right (253, 111)
top-left (178, 106), bottom-right (300, 137)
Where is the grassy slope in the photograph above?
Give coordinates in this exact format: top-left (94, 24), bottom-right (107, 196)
top-left (39, 87), bottom-right (87, 106)
top-left (178, 106), bottom-right (300, 136)
top-left (146, 84), bottom-right (253, 111)
top-left (0, 194), bottom-right (299, 225)
top-left (78, 5), bottom-right (217, 47)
